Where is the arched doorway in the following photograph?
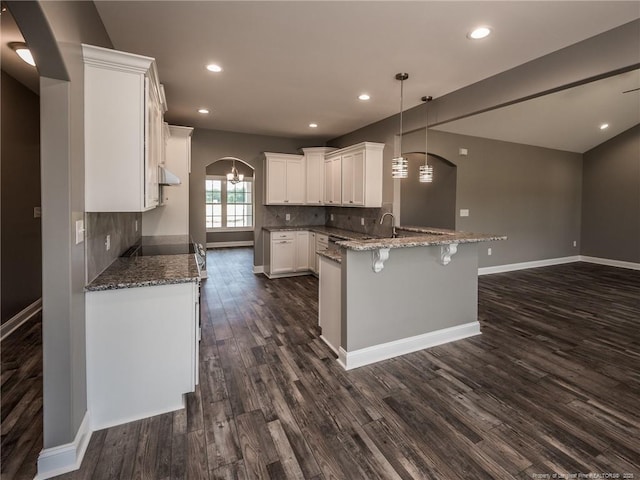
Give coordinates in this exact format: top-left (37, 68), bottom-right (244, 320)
top-left (400, 152), bottom-right (457, 229)
top-left (204, 157), bottom-right (256, 248)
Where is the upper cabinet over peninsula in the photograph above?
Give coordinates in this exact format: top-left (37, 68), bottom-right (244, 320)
top-left (263, 142), bottom-right (384, 208)
top-left (83, 44), bottom-right (167, 212)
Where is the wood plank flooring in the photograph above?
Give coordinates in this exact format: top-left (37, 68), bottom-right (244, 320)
top-left (1, 312), bottom-right (43, 480)
top-left (3, 249), bottom-right (640, 479)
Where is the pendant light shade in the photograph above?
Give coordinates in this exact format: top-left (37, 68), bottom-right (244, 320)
top-left (227, 159), bottom-right (244, 184)
top-left (419, 95), bottom-right (434, 183)
top-left (392, 73), bottom-right (409, 179)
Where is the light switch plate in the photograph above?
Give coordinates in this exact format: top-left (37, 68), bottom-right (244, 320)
top-left (75, 220), bottom-right (84, 244)
top-left (285, 213), bottom-right (291, 221)
top-left (459, 148), bottom-right (468, 156)
top-left (34, 206), bottom-right (42, 218)
top-left (105, 234), bottom-right (111, 251)
top-left (460, 209), bottom-right (470, 217)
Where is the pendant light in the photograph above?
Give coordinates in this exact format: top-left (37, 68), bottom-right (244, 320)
top-left (227, 159), bottom-right (244, 184)
top-left (419, 95), bottom-right (434, 183)
top-left (391, 73), bottom-right (409, 179)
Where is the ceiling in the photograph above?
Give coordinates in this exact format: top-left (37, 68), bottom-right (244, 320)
top-left (0, 3), bottom-right (39, 93)
top-left (433, 69), bottom-right (640, 153)
top-left (3, 2), bottom-right (639, 151)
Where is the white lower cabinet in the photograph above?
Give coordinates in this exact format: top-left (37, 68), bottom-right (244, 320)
top-left (86, 281), bottom-right (199, 430)
top-left (296, 231), bottom-right (310, 271)
top-left (270, 232), bottom-right (296, 275)
top-left (266, 230), bottom-right (315, 278)
top-left (308, 232), bottom-right (317, 274)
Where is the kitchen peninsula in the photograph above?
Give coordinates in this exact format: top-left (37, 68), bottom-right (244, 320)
top-left (321, 226), bottom-right (506, 370)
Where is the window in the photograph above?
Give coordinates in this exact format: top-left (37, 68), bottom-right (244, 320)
top-left (206, 175), bottom-right (253, 230)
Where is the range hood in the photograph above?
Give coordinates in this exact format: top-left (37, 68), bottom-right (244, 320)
top-left (159, 166), bottom-right (181, 186)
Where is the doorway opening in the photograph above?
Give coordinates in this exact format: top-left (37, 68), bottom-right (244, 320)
top-left (205, 157), bottom-right (256, 249)
top-left (400, 152), bottom-right (457, 229)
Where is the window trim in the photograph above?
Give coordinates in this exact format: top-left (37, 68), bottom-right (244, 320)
top-left (205, 174), bottom-right (254, 232)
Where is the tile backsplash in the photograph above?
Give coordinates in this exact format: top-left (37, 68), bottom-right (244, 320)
top-left (263, 205), bottom-right (326, 227)
top-left (86, 212), bottom-right (141, 283)
top-left (325, 203), bottom-right (393, 237)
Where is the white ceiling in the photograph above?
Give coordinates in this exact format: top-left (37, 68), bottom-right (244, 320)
top-left (93, 1), bottom-right (640, 145)
top-left (3, 2), bottom-right (639, 151)
top-left (0, 4), bottom-right (39, 93)
top-left (433, 69), bottom-right (640, 153)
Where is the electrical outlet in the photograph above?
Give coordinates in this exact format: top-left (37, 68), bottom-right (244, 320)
top-left (285, 213), bottom-right (291, 221)
top-left (573, 240), bottom-right (577, 247)
top-left (330, 214), bottom-right (334, 221)
top-left (487, 247), bottom-right (492, 256)
top-left (135, 220), bottom-right (138, 232)
top-left (105, 234), bottom-right (111, 251)
top-left (75, 220), bottom-right (84, 245)
top-left (360, 217), bottom-right (365, 226)
top-left (34, 206), bottom-right (42, 218)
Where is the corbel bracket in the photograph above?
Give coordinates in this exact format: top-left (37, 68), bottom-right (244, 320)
top-left (372, 248), bottom-right (390, 273)
top-left (440, 243), bottom-right (458, 266)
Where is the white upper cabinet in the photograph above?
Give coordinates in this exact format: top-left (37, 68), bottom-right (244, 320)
top-left (339, 142), bottom-right (383, 207)
top-left (264, 153), bottom-right (306, 204)
top-left (323, 151), bottom-right (342, 205)
top-left (301, 147), bottom-right (336, 205)
top-left (83, 44), bottom-right (166, 212)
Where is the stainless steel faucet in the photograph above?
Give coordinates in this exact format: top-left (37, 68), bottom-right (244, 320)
top-left (379, 212), bottom-right (397, 238)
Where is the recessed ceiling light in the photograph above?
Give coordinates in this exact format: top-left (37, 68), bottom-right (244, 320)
top-left (600, 123), bottom-right (609, 130)
top-left (10, 42), bottom-right (36, 66)
top-left (309, 123), bottom-right (318, 128)
top-left (358, 94), bottom-right (370, 101)
top-left (206, 64), bottom-right (222, 73)
top-left (198, 108), bottom-right (210, 114)
top-left (468, 26), bottom-right (492, 40)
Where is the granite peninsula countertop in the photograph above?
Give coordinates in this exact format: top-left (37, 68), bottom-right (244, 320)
top-left (337, 226), bottom-right (507, 251)
top-left (317, 249), bottom-right (343, 264)
top-left (86, 254), bottom-right (200, 292)
top-left (264, 224), bottom-right (506, 256)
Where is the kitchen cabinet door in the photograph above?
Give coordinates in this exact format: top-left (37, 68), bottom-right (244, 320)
top-left (271, 238), bottom-right (296, 274)
top-left (342, 151), bottom-right (365, 206)
top-left (295, 231), bottom-right (310, 271)
top-left (264, 153), bottom-right (305, 204)
top-left (323, 154), bottom-right (342, 205)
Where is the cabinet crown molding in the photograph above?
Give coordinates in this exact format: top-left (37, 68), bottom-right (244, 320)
top-left (82, 43), bottom-right (156, 76)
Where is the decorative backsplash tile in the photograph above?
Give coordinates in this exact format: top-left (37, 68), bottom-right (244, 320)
top-left (86, 212), bottom-right (141, 283)
top-left (325, 203), bottom-right (393, 238)
top-left (263, 205), bottom-right (326, 227)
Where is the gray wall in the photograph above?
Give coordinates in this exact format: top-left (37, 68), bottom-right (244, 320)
top-left (190, 128), bottom-right (316, 266)
top-left (582, 124), bottom-right (640, 262)
top-left (401, 152), bottom-right (457, 229)
top-left (9, 0), bottom-right (112, 451)
top-left (331, 123), bottom-right (583, 268)
top-left (1, 70), bottom-right (42, 324)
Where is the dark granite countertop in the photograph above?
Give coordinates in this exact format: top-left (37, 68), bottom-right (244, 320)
top-left (337, 226), bottom-right (506, 251)
top-left (317, 249), bottom-right (343, 264)
top-left (86, 254), bottom-right (200, 291)
top-left (263, 225), bottom-right (376, 241)
top-left (263, 224), bottom-right (506, 252)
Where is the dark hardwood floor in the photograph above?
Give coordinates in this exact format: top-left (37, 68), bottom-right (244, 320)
top-left (3, 249), bottom-right (640, 479)
top-left (1, 312), bottom-right (43, 480)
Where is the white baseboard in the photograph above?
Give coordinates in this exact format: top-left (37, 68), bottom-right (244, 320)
top-left (253, 265), bottom-right (264, 274)
top-left (36, 411), bottom-right (92, 480)
top-left (580, 255), bottom-right (640, 270)
top-left (1, 298), bottom-right (42, 341)
top-left (206, 241), bottom-right (254, 249)
top-left (478, 255), bottom-right (640, 275)
top-left (338, 321), bottom-right (481, 370)
top-left (478, 256), bottom-right (580, 275)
